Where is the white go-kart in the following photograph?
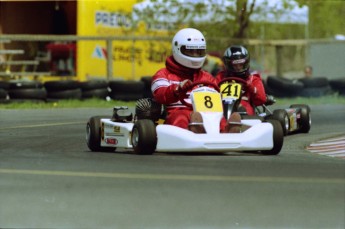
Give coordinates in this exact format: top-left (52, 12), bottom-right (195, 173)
top-left (86, 81), bottom-right (284, 155)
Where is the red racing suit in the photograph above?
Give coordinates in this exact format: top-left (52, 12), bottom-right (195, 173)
top-left (152, 56), bottom-right (228, 131)
top-left (215, 70), bottom-right (267, 115)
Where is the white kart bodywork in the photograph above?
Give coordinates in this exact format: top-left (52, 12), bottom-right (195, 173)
top-left (100, 117), bottom-right (274, 153)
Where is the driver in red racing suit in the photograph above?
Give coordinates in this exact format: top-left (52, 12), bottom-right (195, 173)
top-left (151, 28), bottom-right (241, 133)
top-left (216, 45), bottom-right (272, 115)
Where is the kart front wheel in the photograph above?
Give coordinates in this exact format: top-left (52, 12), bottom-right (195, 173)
top-left (131, 119), bottom-right (157, 155)
top-left (86, 116), bottom-right (115, 152)
top-left (262, 119), bottom-right (284, 155)
top-left (268, 109), bottom-right (290, 136)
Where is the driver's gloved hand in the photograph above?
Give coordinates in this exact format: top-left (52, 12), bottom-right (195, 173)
top-left (265, 94), bottom-right (276, 105)
top-left (178, 79), bottom-right (193, 93)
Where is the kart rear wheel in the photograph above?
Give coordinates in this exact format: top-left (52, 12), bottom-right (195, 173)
top-left (261, 119), bottom-right (284, 155)
top-left (290, 104), bottom-right (311, 133)
top-left (86, 116), bottom-right (115, 152)
top-left (267, 109), bottom-right (290, 136)
top-left (132, 119), bottom-right (157, 155)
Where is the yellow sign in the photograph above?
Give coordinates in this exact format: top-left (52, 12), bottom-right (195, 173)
top-left (192, 91), bottom-right (223, 113)
top-left (77, 0), bottom-right (169, 81)
top-left (220, 82), bottom-right (242, 99)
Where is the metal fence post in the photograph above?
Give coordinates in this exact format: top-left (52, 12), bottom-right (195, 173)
top-left (276, 45), bottom-right (283, 77)
top-left (106, 38), bottom-right (113, 81)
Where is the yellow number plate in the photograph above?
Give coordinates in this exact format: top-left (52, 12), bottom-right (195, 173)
top-left (220, 82), bottom-right (242, 99)
top-left (192, 91), bottom-right (223, 112)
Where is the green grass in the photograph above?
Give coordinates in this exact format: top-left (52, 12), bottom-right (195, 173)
top-left (0, 98), bottom-right (137, 109)
top-left (274, 94), bottom-right (345, 106)
top-left (0, 95), bottom-right (344, 109)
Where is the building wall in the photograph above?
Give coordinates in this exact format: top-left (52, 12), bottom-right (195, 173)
top-left (0, 1), bottom-right (76, 66)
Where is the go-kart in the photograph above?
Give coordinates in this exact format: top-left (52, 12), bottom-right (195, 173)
top-left (86, 81), bottom-right (284, 155)
top-left (254, 103), bottom-right (311, 136)
top-left (218, 77), bottom-right (311, 136)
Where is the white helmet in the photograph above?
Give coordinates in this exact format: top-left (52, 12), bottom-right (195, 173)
top-left (172, 28), bottom-right (207, 69)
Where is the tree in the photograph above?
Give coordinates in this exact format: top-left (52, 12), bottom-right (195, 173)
top-left (295, 0), bottom-right (345, 39)
top-left (132, 0), bottom-right (304, 39)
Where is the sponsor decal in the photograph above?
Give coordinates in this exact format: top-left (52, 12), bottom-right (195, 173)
top-left (105, 138), bottom-right (118, 145)
top-left (114, 126), bottom-right (121, 132)
top-left (95, 11), bottom-right (131, 28)
top-left (92, 45), bottom-right (107, 59)
top-left (186, 45), bottom-right (206, 49)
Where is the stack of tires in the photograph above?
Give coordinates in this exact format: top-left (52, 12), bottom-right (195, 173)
top-left (329, 78), bottom-right (345, 96)
top-left (44, 80), bottom-right (82, 100)
top-left (140, 76), bottom-right (153, 98)
top-left (0, 78), bottom-right (150, 102)
top-left (298, 77), bottom-right (333, 97)
top-left (0, 81), bottom-right (9, 101)
top-left (7, 80), bottom-right (47, 101)
top-left (265, 76), bottom-right (304, 98)
top-left (108, 80), bottom-right (145, 101)
top-left (79, 80), bottom-right (109, 100)
top-left (265, 76), bottom-right (334, 98)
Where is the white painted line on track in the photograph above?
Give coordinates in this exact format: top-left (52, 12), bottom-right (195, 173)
top-left (0, 168), bottom-right (344, 184)
top-left (0, 121), bottom-right (84, 130)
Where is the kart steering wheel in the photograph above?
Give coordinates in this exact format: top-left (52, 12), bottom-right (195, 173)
top-left (179, 80), bottom-right (220, 108)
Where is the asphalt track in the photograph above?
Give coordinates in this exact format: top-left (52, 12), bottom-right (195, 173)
top-left (0, 104), bottom-right (344, 229)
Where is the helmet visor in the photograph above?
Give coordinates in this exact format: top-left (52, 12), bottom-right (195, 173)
top-left (180, 45), bottom-right (206, 57)
top-left (224, 58), bottom-right (247, 73)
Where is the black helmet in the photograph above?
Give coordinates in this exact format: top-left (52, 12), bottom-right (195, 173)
top-left (223, 45), bottom-right (250, 78)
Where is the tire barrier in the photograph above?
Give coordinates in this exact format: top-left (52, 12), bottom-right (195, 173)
top-left (0, 79), bottom-right (147, 102)
top-left (0, 88), bottom-right (8, 100)
top-left (108, 80), bottom-right (145, 101)
top-left (7, 80), bottom-right (47, 101)
top-left (0, 81), bottom-right (9, 100)
top-left (329, 78), bottom-right (345, 96)
top-left (298, 77), bottom-right (329, 88)
top-left (140, 76), bottom-right (153, 98)
top-left (44, 80), bottom-right (82, 100)
top-left (79, 80), bottom-right (109, 99)
top-left (266, 76), bottom-right (340, 98)
top-left (266, 76), bottom-right (304, 97)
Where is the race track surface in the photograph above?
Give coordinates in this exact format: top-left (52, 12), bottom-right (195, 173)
top-left (1, 104), bottom-right (344, 228)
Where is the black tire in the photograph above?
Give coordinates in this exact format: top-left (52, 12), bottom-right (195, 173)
top-left (86, 116), bottom-right (115, 152)
top-left (108, 80), bottom-right (145, 92)
top-left (0, 88), bottom-right (8, 99)
top-left (329, 78), bottom-right (345, 95)
top-left (298, 86), bottom-right (333, 97)
top-left (141, 76), bottom-right (153, 98)
top-left (82, 88), bottom-right (109, 99)
top-left (47, 88), bottom-right (82, 100)
top-left (8, 88), bottom-right (47, 100)
top-left (290, 104), bottom-right (311, 133)
top-left (266, 76), bottom-right (304, 97)
top-left (9, 80), bottom-right (43, 89)
top-left (131, 119), bottom-right (157, 155)
top-left (267, 109), bottom-right (289, 136)
top-left (109, 92), bottom-right (144, 101)
top-left (298, 77), bottom-right (329, 88)
top-left (79, 80), bottom-right (109, 90)
top-left (0, 81), bottom-right (10, 90)
top-left (261, 119), bottom-right (284, 155)
top-left (44, 80), bottom-right (80, 91)
top-left (109, 80), bottom-right (145, 101)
